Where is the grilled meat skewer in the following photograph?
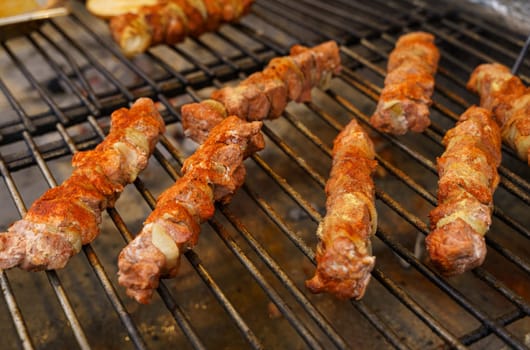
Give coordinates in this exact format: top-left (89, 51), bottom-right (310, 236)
top-left (306, 119), bottom-right (378, 299)
top-left (109, 0), bottom-right (254, 57)
top-left (370, 31), bottom-right (440, 135)
top-left (119, 40), bottom-right (341, 303)
top-left (467, 63), bottom-right (530, 165)
top-left (118, 116), bottom-right (264, 303)
top-left (0, 98), bottom-right (165, 271)
top-left (426, 106), bottom-right (501, 275)
top-left (181, 40), bottom-right (341, 143)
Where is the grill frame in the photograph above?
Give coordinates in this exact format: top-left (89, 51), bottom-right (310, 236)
top-left (0, 0), bottom-right (529, 349)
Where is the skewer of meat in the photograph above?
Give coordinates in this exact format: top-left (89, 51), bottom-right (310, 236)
top-left (118, 41), bottom-right (341, 303)
top-left (0, 98), bottom-right (165, 271)
top-left (305, 118), bottom-right (378, 299)
top-left (467, 63), bottom-right (530, 165)
top-left (181, 40), bottom-right (341, 143)
top-left (118, 116), bottom-right (264, 303)
top-left (109, 0), bottom-right (254, 57)
top-left (425, 106), bottom-right (501, 275)
top-left (370, 31), bottom-right (440, 135)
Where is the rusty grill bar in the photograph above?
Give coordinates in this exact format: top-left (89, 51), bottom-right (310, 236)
top-left (0, 0), bottom-right (529, 349)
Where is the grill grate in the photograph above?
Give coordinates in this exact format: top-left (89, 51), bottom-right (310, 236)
top-left (0, 0), bottom-right (529, 349)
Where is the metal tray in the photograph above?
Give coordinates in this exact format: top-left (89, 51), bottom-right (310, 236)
top-left (0, 0), bottom-right (69, 41)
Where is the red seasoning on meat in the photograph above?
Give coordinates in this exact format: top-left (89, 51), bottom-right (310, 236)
top-left (118, 116), bottom-right (264, 303)
top-left (467, 63), bottom-right (530, 165)
top-left (306, 119), bottom-right (377, 299)
top-left (0, 98), bottom-right (165, 271)
top-left (181, 40), bottom-right (341, 143)
top-left (426, 106), bottom-right (501, 275)
top-left (109, 0), bottom-right (254, 57)
top-left (118, 41), bottom-right (341, 303)
top-left (370, 31), bottom-right (440, 135)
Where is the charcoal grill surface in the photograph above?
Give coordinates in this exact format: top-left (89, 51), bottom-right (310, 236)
top-left (0, 0), bottom-right (529, 349)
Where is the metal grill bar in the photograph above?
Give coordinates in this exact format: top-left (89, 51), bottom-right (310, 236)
top-left (250, 0), bottom-right (530, 273)
top-left (0, 0), bottom-right (529, 349)
top-left (0, 158), bottom-right (34, 350)
top-left (2, 132), bottom-right (91, 349)
top-left (335, 69), bottom-right (530, 238)
top-left (375, 226), bottom-right (527, 349)
top-left (159, 93), bottom-right (342, 349)
top-left (0, 77), bottom-right (36, 134)
top-left (46, 20), bottom-right (134, 102)
top-left (250, 4), bottom-right (525, 346)
top-left (54, 122), bottom-right (149, 350)
top-left (512, 33), bottom-right (530, 74)
top-left (241, 153), bottom-right (412, 347)
top-left (144, 135), bottom-right (264, 350)
top-left (338, 42), bottom-right (530, 189)
top-left (421, 22), bottom-right (530, 83)
top-left (371, 268), bottom-right (466, 350)
top-left (460, 308), bottom-right (525, 346)
top-left (134, 19), bottom-right (414, 347)
top-left (25, 35), bottom-right (98, 117)
top-left (257, 105), bottom-right (470, 349)
top-left (275, 84), bottom-right (529, 348)
top-left (457, 12), bottom-right (525, 47)
top-left (35, 29), bottom-right (103, 111)
top-left (184, 249), bottom-right (264, 350)
top-left (208, 217), bottom-right (323, 349)
top-left (1, 44), bottom-right (70, 125)
top-left (206, 57), bottom-right (479, 349)
top-left (243, 163), bottom-right (465, 349)
top-left (372, 157), bottom-right (529, 344)
top-left (375, 190), bottom-right (528, 347)
top-left (2, 23), bottom-right (172, 348)
top-left (328, 89), bottom-right (530, 258)
top-left (440, 18), bottom-right (528, 71)
top-left (0, 271), bottom-right (33, 350)
top-left (334, 68), bottom-right (530, 243)
top-left (105, 205), bottom-right (207, 350)
top-left (68, 16), bottom-right (160, 93)
top-left (41, 24), bottom-right (271, 348)
top-left (326, 98), bottom-right (530, 345)
top-left (257, 0), bottom-right (364, 39)
top-left (51, 26), bottom-right (284, 344)
top-left (240, 184), bottom-right (410, 350)
top-left (87, 117), bottom-right (207, 350)
top-left (347, 36), bottom-right (528, 163)
top-left (151, 155), bottom-right (339, 350)
top-left (220, 207), bottom-right (349, 349)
